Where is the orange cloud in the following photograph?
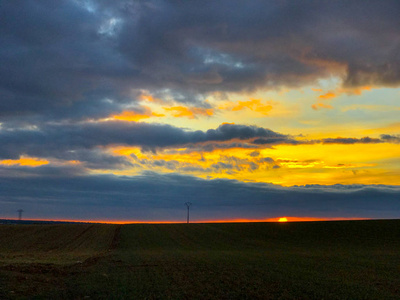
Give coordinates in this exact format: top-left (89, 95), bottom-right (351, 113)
top-left (317, 85), bottom-right (373, 100)
top-left (343, 85), bottom-right (372, 96)
top-left (312, 103), bottom-right (333, 110)
top-left (0, 157), bottom-right (49, 167)
top-left (138, 93), bottom-right (164, 104)
top-left (311, 88), bottom-right (323, 92)
top-left (112, 107), bottom-right (164, 122)
top-left (314, 86), bottom-right (372, 104)
top-left (319, 92), bottom-right (336, 99)
top-left (163, 106), bottom-right (213, 119)
top-left (231, 99), bottom-right (273, 115)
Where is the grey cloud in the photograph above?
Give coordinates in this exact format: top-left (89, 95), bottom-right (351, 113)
top-left (186, 142), bottom-right (259, 153)
top-left (249, 162), bottom-right (258, 171)
top-left (1, 1), bottom-right (400, 123)
top-left (1, 120), bottom-right (398, 161)
top-left (59, 149), bottom-right (133, 170)
top-left (252, 137), bottom-right (300, 145)
top-left (115, 0), bottom-right (400, 91)
top-left (380, 134), bottom-right (400, 143)
top-left (249, 151), bottom-right (260, 157)
top-left (322, 137), bottom-right (383, 144)
top-left (0, 172), bottom-right (399, 221)
top-left (134, 157), bottom-right (179, 170)
top-left (0, 164), bottom-right (86, 178)
top-left (0, 0), bottom-right (136, 121)
top-left (0, 122), bottom-right (286, 159)
top-left (211, 162), bottom-right (235, 170)
top-left (208, 156), bottom-right (261, 173)
top-left (205, 123), bottom-right (284, 141)
top-left (295, 135), bottom-right (398, 145)
top-left (259, 157), bottom-right (275, 163)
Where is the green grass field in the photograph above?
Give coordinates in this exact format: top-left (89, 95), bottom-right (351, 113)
top-left (0, 220), bottom-right (399, 299)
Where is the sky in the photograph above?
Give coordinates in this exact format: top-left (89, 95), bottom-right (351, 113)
top-left (0, 0), bottom-right (399, 222)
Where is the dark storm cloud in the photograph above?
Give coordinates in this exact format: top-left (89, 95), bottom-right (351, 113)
top-left (1, 0), bottom-right (400, 122)
top-left (0, 172), bottom-right (399, 221)
top-left (0, 122), bottom-right (287, 159)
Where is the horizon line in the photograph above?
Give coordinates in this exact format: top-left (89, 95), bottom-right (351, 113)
top-left (0, 216), bottom-right (375, 224)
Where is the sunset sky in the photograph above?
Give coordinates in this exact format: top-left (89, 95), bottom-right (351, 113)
top-left (0, 0), bottom-right (399, 222)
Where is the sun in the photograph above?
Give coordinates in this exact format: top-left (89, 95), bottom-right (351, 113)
top-left (278, 217), bottom-right (288, 222)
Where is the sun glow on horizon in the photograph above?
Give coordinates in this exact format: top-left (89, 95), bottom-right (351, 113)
top-left (7, 216), bottom-right (371, 225)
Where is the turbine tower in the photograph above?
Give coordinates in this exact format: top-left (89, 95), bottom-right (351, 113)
top-left (17, 209), bottom-right (23, 221)
top-left (185, 202), bottom-right (192, 224)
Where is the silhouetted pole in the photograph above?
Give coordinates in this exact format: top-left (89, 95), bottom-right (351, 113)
top-left (185, 202), bottom-right (192, 224)
top-left (17, 209), bottom-right (23, 221)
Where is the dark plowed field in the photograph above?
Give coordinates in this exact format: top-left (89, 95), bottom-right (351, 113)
top-left (0, 220), bottom-right (399, 299)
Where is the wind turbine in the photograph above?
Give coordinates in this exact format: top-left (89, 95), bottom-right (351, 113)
top-left (185, 202), bottom-right (192, 224)
top-left (17, 209), bottom-right (23, 221)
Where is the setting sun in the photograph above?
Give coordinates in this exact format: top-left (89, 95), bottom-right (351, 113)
top-left (278, 217), bottom-right (288, 222)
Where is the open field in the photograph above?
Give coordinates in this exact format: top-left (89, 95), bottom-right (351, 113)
top-left (0, 220), bottom-right (399, 299)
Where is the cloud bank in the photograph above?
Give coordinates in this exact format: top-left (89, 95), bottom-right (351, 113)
top-left (1, 121), bottom-right (398, 166)
top-left (1, 173), bottom-right (399, 221)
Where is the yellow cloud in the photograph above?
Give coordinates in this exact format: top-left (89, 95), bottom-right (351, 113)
top-left (343, 85), bottom-right (372, 95)
top-left (0, 157), bottom-right (49, 167)
top-left (276, 159), bottom-right (322, 169)
top-left (163, 106), bottom-right (214, 119)
top-left (319, 92), bottom-right (336, 99)
top-left (111, 107), bottom-right (164, 122)
top-left (107, 139), bottom-right (400, 187)
top-left (312, 103), bottom-right (333, 110)
top-left (230, 98), bottom-right (273, 115)
top-left (138, 93), bottom-right (164, 104)
top-left (312, 86), bottom-right (373, 104)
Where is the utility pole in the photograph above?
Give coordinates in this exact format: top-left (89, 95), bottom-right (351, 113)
top-left (17, 209), bottom-right (23, 221)
top-left (185, 202), bottom-right (192, 224)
